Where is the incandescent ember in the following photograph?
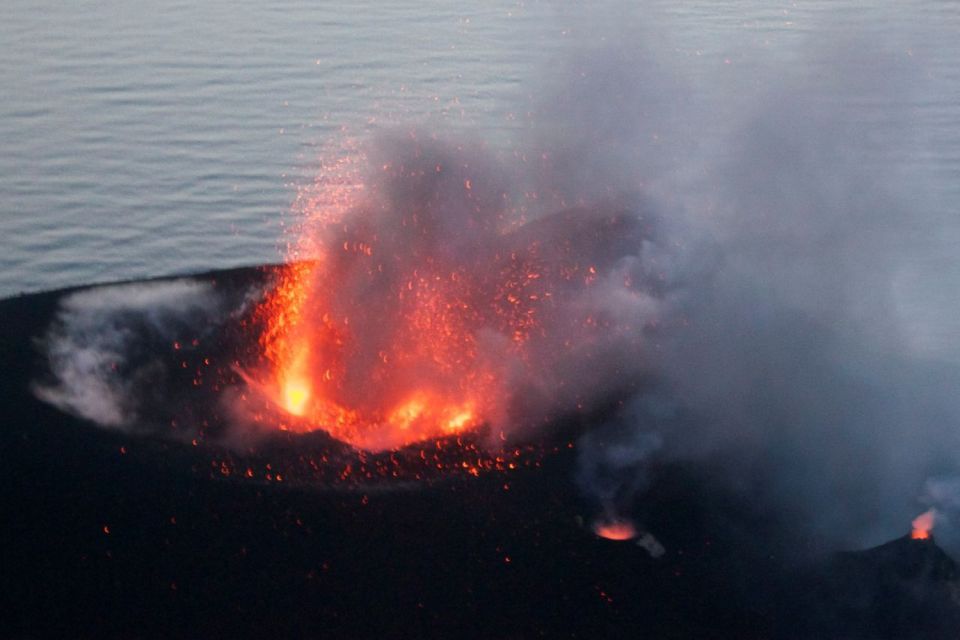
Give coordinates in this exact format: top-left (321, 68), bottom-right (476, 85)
top-left (250, 148), bottom-right (655, 453)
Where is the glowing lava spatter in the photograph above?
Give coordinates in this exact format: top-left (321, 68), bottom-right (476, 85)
top-left (253, 137), bottom-right (649, 452)
top-left (911, 508), bottom-right (936, 540)
top-left (254, 145), bottom-right (500, 451)
top-left (256, 252), bottom-right (497, 450)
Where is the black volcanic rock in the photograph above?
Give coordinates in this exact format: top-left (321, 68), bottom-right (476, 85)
top-left (3, 266), bottom-right (960, 639)
top-left (800, 535), bottom-right (960, 639)
top-left (837, 534), bottom-right (959, 583)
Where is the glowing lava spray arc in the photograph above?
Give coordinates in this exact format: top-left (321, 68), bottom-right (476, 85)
top-left (251, 134), bottom-right (661, 453)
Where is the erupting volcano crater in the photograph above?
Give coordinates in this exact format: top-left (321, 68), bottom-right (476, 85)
top-left (249, 201), bottom-right (656, 453)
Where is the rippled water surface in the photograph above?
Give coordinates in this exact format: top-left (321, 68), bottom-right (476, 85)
top-left (1, 1), bottom-right (957, 353)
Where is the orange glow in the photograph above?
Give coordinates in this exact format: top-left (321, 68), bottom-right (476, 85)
top-left (593, 519), bottom-right (638, 541)
top-left (389, 397), bottom-right (426, 431)
top-left (252, 157), bottom-right (504, 450)
top-left (444, 407), bottom-right (475, 433)
top-left (283, 378), bottom-right (311, 416)
top-left (255, 248), bottom-right (493, 450)
top-left (911, 508), bottom-right (936, 540)
top-left (252, 144), bottom-right (635, 452)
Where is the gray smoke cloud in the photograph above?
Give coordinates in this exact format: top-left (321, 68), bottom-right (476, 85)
top-left (520, 14), bottom-right (960, 551)
top-left (280, 18), bottom-right (958, 549)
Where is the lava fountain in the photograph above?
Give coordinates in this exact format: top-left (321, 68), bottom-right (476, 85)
top-left (251, 135), bottom-right (660, 452)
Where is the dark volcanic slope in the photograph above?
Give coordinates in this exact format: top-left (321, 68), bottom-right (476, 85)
top-left (813, 535), bottom-right (960, 638)
top-left (1, 267), bottom-right (958, 639)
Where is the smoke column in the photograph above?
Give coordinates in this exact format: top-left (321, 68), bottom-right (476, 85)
top-left (517, 11), bottom-right (960, 550)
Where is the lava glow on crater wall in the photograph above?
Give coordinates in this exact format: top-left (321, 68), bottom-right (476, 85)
top-left (911, 508), bottom-right (936, 540)
top-left (593, 518), bottom-right (638, 541)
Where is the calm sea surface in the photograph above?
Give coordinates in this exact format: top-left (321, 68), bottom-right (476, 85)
top-left (1, 1), bottom-right (957, 352)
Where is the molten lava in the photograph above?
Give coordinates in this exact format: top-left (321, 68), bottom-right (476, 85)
top-left (256, 253), bottom-right (501, 450)
top-left (253, 140), bottom-right (650, 452)
top-left (911, 508), bottom-right (936, 540)
top-left (282, 377), bottom-right (311, 417)
top-left (593, 519), bottom-right (638, 541)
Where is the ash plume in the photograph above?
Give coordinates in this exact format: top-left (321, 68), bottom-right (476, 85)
top-left (274, 12), bottom-right (959, 549)
top-left (516, 14), bottom-right (960, 550)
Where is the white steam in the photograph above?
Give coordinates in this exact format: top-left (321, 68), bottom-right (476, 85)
top-left (33, 280), bottom-right (219, 430)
